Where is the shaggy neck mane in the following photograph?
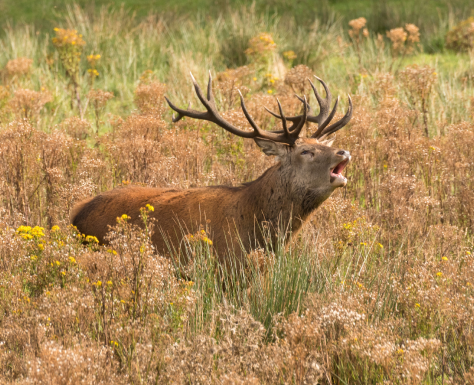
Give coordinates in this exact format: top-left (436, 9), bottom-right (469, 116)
top-left (240, 162), bottom-right (327, 235)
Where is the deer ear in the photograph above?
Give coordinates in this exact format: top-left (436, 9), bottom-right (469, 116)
top-left (254, 138), bottom-right (288, 157)
top-left (320, 135), bottom-right (336, 147)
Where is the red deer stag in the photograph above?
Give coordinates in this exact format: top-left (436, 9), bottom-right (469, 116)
top-left (71, 73), bottom-right (352, 264)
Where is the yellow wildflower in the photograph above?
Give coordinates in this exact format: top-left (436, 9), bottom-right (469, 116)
top-left (85, 235), bottom-right (99, 243)
top-left (146, 204), bottom-right (154, 212)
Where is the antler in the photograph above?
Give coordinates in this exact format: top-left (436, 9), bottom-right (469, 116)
top-left (265, 76), bottom-right (353, 140)
top-left (165, 72), bottom-right (307, 146)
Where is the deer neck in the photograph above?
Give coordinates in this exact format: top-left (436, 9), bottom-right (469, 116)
top-left (242, 163), bottom-right (331, 233)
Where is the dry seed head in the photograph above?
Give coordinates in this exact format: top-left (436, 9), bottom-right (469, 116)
top-left (405, 23), bottom-right (420, 44)
top-left (134, 80), bottom-right (167, 117)
top-left (9, 88), bottom-right (52, 119)
top-left (284, 64), bottom-right (313, 95)
top-left (387, 27), bottom-right (407, 52)
top-left (60, 116), bottom-right (91, 140)
top-left (348, 17), bottom-right (367, 32)
top-left (245, 32), bottom-right (277, 57)
top-left (87, 89), bottom-right (114, 109)
top-left (5, 57), bottom-right (33, 77)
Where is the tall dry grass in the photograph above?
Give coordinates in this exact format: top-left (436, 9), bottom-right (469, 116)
top-left (0, 5), bottom-right (474, 384)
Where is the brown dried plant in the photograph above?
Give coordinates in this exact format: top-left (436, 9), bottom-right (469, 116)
top-left (284, 64), bottom-right (314, 95)
top-left (134, 79), bottom-right (167, 117)
top-left (399, 64), bottom-right (437, 136)
top-left (216, 66), bottom-right (252, 110)
top-left (3, 57), bottom-right (33, 83)
top-left (446, 16), bottom-right (474, 52)
top-left (348, 17), bottom-right (368, 64)
top-left (60, 116), bottom-right (91, 140)
top-left (387, 24), bottom-right (421, 59)
top-left (87, 89), bottom-right (114, 133)
top-left (9, 88), bottom-right (52, 121)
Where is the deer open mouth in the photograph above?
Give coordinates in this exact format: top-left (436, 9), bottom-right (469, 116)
top-left (330, 159), bottom-right (349, 184)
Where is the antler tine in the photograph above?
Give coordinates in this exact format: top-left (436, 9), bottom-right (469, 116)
top-left (276, 99), bottom-right (290, 137)
top-left (311, 96), bottom-right (339, 139)
top-left (294, 94), bottom-right (313, 114)
top-left (262, 76), bottom-right (334, 133)
top-left (190, 72), bottom-right (214, 112)
top-left (237, 90), bottom-right (265, 136)
top-left (165, 97), bottom-right (200, 123)
top-left (264, 106), bottom-right (284, 120)
top-left (318, 95), bottom-right (353, 139)
top-left (265, 94), bottom-right (312, 124)
top-left (267, 95), bottom-right (308, 136)
top-left (310, 76), bottom-right (331, 124)
top-left (290, 95), bottom-right (307, 138)
top-left (207, 70), bottom-right (214, 103)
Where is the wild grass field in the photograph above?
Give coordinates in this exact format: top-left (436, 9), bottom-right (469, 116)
top-left (1, 3), bottom-right (474, 384)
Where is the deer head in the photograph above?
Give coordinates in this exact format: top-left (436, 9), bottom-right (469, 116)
top-left (165, 73), bottom-right (353, 208)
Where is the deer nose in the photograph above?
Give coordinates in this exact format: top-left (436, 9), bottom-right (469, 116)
top-left (337, 150), bottom-right (350, 157)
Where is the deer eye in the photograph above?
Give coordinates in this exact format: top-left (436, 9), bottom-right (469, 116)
top-left (301, 150), bottom-right (311, 156)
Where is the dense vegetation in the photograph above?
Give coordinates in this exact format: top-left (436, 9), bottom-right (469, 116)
top-left (0, 2), bottom-right (474, 383)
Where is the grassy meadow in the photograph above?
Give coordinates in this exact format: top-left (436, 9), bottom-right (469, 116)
top-left (1, 2), bottom-right (474, 384)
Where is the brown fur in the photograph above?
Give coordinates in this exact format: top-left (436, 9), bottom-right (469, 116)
top-left (71, 138), bottom-right (350, 264)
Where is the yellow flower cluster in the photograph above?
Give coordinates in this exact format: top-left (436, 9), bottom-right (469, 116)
top-left (146, 204), bottom-right (154, 212)
top-left (16, 225), bottom-right (45, 240)
top-left (87, 54), bottom-right (101, 66)
top-left (87, 68), bottom-right (99, 77)
top-left (117, 214), bottom-right (131, 223)
top-left (283, 50), bottom-right (297, 60)
top-left (245, 32), bottom-right (276, 57)
top-left (52, 28), bottom-right (85, 48)
top-left (187, 229), bottom-right (213, 246)
top-left (85, 235), bottom-right (99, 243)
top-left (265, 73), bottom-right (279, 84)
top-left (51, 225), bottom-right (60, 232)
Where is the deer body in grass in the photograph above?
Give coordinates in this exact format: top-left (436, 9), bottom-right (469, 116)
top-left (71, 74), bottom-right (353, 263)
